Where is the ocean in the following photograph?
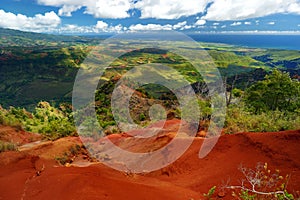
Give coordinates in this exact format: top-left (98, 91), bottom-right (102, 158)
top-left (189, 34), bottom-right (300, 51)
top-left (89, 34), bottom-right (300, 51)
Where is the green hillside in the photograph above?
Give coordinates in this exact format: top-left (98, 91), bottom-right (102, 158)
top-left (0, 28), bottom-right (299, 110)
top-left (0, 28), bottom-right (98, 47)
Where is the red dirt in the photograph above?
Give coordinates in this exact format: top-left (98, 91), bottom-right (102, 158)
top-left (0, 125), bottom-right (41, 145)
top-left (0, 121), bottom-right (300, 200)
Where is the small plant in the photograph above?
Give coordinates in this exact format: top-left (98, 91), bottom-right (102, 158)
top-left (55, 145), bottom-right (82, 165)
top-left (139, 113), bottom-right (146, 121)
top-left (0, 141), bottom-right (17, 153)
top-left (225, 162), bottom-right (295, 200)
top-left (203, 186), bottom-right (216, 200)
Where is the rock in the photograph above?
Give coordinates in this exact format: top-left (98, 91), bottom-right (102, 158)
top-left (217, 191), bottom-right (226, 198)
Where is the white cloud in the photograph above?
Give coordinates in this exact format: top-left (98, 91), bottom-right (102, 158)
top-left (57, 21), bottom-right (125, 34)
top-left (37, 0), bottom-right (132, 18)
top-left (95, 20), bottom-right (109, 29)
top-left (0, 10), bottom-right (61, 32)
top-left (37, 0), bottom-right (300, 21)
top-left (173, 21), bottom-right (187, 29)
top-left (84, 0), bottom-right (131, 18)
top-left (216, 30), bottom-right (300, 35)
top-left (230, 22), bottom-right (242, 26)
top-left (94, 21), bottom-right (124, 32)
top-left (129, 24), bottom-right (173, 31)
top-left (202, 0), bottom-right (300, 21)
top-left (181, 25), bottom-right (193, 30)
top-left (268, 21), bottom-right (275, 25)
top-left (58, 5), bottom-right (82, 17)
top-left (221, 25), bottom-right (226, 28)
top-left (244, 21), bottom-right (251, 25)
top-left (129, 0), bottom-right (210, 19)
top-left (195, 19), bottom-right (207, 26)
top-left (213, 22), bottom-right (220, 25)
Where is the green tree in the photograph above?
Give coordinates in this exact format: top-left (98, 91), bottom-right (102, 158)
top-left (244, 70), bottom-right (300, 113)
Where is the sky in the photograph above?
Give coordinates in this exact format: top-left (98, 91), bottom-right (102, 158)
top-left (0, 0), bottom-right (300, 34)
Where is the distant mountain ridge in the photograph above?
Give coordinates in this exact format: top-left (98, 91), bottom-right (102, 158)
top-left (0, 28), bottom-right (97, 47)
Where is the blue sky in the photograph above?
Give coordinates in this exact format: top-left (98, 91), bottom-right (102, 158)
top-left (0, 0), bottom-right (300, 34)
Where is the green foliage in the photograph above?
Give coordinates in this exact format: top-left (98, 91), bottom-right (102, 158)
top-left (232, 88), bottom-right (243, 98)
top-left (139, 113), bottom-right (146, 121)
top-left (244, 70), bottom-right (300, 113)
top-left (223, 70), bottom-right (300, 134)
top-left (0, 102), bottom-right (76, 140)
top-left (225, 103), bottom-right (300, 134)
top-left (238, 190), bottom-right (257, 200)
top-left (208, 50), bottom-right (264, 68)
top-left (203, 186), bottom-right (216, 200)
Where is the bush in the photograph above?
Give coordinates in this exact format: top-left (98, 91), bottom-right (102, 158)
top-left (0, 102), bottom-right (76, 140)
top-left (0, 141), bottom-right (16, 153)
top-left (226, 163), bottom-right (295, 200)
top-left (224, 103), bottom-right (300, 134)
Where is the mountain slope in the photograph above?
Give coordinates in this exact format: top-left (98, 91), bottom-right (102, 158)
top-left (0, 28), bottom-right (97, 47)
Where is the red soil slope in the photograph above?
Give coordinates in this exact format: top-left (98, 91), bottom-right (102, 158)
top-left (0, 122), bottom-right (299, 200)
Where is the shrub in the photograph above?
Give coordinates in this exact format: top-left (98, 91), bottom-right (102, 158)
top-left (0, 141), bottom-right (17, 153)
top-left (226, 163), bottom-right (295, 200)
top-left (224, 103), bottom-right (300, 134)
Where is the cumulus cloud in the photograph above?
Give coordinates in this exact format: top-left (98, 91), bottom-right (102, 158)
top-left (202, 0), bottom-right (300, 21)
top-left (37, 0), bottom-right (132, 18)
top-left (195, 19), bottom-right (206, 26)
top-left (84, 0), bottom-right (132, 18)
top-left (57, 21), bottom-right (124, 34)
top-left (95, 20), bottom-right (109, 29)
top-left (129, 24), bottom-right (173, 31)
top-left (230, 22), bottom-right (242, 26)
top-left (134, 0), bottom-right (211, 19)
top-left (0, 10), bottom-right (61, 32)
top-left (94, 21), bottom-right (124, 32)
top-left (244, 21), bottom-right (251, 25)
top-left (268, 21), bottom-right (275, 25)
top-left (36, 0), bottom-right (300, 21)
top-left (38, 0), bottom-right (211, 19)
top-left (58, 5), bottom-right (82, 16)
top-left (181, 25), bottom-right (193, 30)
top-left (173, 21), bottom-right (187, 29)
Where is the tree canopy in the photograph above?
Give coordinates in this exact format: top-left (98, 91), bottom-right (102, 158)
top-left (244, 70), bottom-right (300, 113)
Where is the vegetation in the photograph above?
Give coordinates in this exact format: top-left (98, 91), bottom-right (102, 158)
top-left (203, 186), bottom-right (216, 200)
top-left (0, 102), bottom-right (76, 140)
top-left (228, 163), bottom-right (295, 200)
top-left (1, 28), bottom-right (300, 139)
top-left (244, 70), bottom-right (300, 113)
top-left (224, 70), bottom-right (300, 133)
top-left (204, 163), bottom-right (296, 199)
top-left (55, 144), bottom-right (82, 165)
top-left (0, 141), bottom-right (16, 153)
top-left (225, 105), bottom-right (300, 134)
